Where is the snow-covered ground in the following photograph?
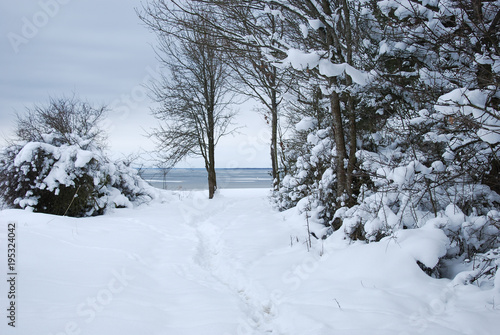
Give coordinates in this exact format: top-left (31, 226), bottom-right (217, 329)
top-left (1, 188), bottom-right (499, 335)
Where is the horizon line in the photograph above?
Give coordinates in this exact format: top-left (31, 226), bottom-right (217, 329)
top-left (136, 167), bottom-right (272, 170)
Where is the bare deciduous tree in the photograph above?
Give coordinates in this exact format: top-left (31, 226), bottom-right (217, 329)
top-left (176, 0), bottom-right (295, 189)
top-left (138, 1), bottom-right (237, 199)
top-left (202, 1), bottom-right (292, 189)
top-left (15, 96), bottom-right (107, 148)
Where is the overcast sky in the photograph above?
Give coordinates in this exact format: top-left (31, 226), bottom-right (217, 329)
top-left (0, 0), bottom-right (271, 168)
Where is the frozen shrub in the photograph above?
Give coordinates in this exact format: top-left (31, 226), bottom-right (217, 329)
top-left (0, 134), bottom-right (154, 217)
top-left (0, 96), bottom-right (156, 217)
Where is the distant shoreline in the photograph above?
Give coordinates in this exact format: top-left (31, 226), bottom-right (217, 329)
top-left (139, 168), bottom-right (273, 190)
top-left (137, 167), bottom-right (272, 170)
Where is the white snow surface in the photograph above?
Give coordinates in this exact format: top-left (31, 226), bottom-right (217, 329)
top-left (1, 188), bottom-right (499, 335)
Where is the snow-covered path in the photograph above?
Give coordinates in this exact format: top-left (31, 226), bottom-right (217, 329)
top-left (1, 189), bottom-right (499, 334)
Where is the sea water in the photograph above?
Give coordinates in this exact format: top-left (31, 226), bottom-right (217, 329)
top-left (140, 168), bottom-right (273, 190)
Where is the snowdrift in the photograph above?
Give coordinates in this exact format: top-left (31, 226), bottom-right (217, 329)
top-left (1, 189), bottom-right (499, 334)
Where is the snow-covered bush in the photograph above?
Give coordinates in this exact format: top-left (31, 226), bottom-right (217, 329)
top-left (275, 127), bottom-right (333, 205)
top-left (273, 97), bottom-right (342, 226)
top-left (455, 247), bottom-right (500, 287)
top-left (329, 106), bottom-right (500, 284)
top-left (0, 96), bottom-right (156, 217)
top-left (0, 133), bottom-right (155, 217)
top-left (277, 88), bottom-right (499, 283)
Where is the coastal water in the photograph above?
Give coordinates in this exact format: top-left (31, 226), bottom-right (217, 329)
top-left (140, 168), bottom-right (273, 190)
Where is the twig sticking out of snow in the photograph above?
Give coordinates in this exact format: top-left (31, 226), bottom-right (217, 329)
top-left (334, 298), bottom-right (342, 310)
top-left (62, 185), bottom-right (81, 217)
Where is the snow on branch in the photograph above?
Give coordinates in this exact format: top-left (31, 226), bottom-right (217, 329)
top-left (279, 49), bottom-right (370, 86)
top-left (436, 88), bottom-right (500, 145)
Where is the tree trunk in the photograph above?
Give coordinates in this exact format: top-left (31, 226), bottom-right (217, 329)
top-left (268, 11), bottom-right (281, 191)
top-left (331, 91), bottom-right (348, 200)
top-left (271, 80), bottom-right (280, 190)
top-left (207, 106), bottom-right (217, 199)
top-left (345, 93), bottom-right (356, 205)
top-left (342, 0), bottom-right (357, 206)
top-left (207, 162), bottom-right (217, 199)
